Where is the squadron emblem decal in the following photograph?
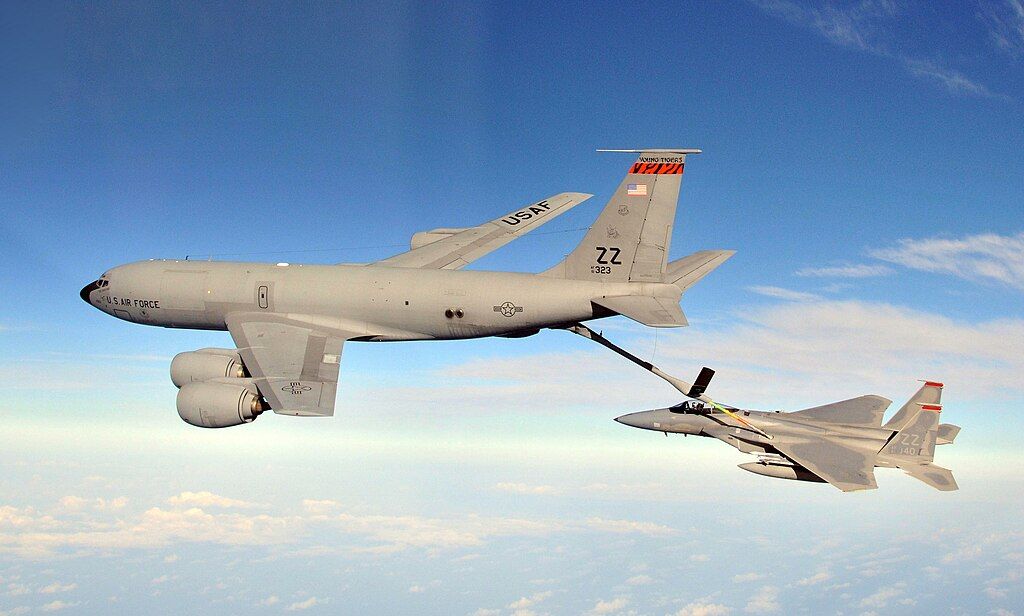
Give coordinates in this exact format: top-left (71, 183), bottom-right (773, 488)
top-left (493, 301), bottom-right (523, 318)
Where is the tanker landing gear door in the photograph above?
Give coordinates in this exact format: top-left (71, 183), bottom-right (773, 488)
top-left (256, 283), bottom-right (272, 310)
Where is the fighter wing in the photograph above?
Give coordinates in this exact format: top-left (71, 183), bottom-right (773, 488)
top-left (225, 312), bottom-right (359, 417)
top-left (373, 192), bottom-right (592, 270)
top-left (770, 438), bottom-right (878, 492)
top-left (789, 395), bottom-right (892, 427)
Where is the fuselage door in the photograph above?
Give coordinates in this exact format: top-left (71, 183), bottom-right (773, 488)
top-left (257, 284), bottom-right (270, 310)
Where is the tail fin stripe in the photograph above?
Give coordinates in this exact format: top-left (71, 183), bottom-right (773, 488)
top-left (630, 162), bottom-right (685, 175)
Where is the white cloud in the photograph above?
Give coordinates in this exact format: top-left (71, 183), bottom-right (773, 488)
top-left (690, 554), bottom-right (711, 562)
top-left (166, 491), bottom-right (258, 509)
top-left (508, 591), bottom-right (553, 609)
top-left (57, 496), bottom-right (87, 511)
top-left (408, 581), bottom-right (440, 594)
top-left (0, 607), bottom-right (30, 616)
top-left (255, 595), bottom-right (279, 607)
top-left (904, 59), bottom-right (1002, 97)
top-left (746, 286), bottom-right (821, 302)
top-left (795, 571), bottom-right (832, 586)
top-left (676, 603), bottom-right (732, 616)
top-left (0, 494), bottom-right (677, 560)
top-left (732, 572), bottom-right (765, 583)
top-left (750, 0), bottom-right (1002, 97)
top-left (655, 299), bottom-right (1024, 402)
top-left (96, 497), bottom-right (128, 510)
top-left (981, 0), bottom-right (1024, 58)
top-left (750, 0), bottom-right (897, 52)
top-left (870, 231), bottom-right (1024, 290)
top-left (37, 582), bottom-right (76, 594)
top-left (57, 496), bottom-right (126, 512)
top-left (744, 586), bottom-right (780, 613)
top-left (285, 597), bottom-right (322, 611)
top-left (494, 482), bottom-right (558, 495)
top-left (471, 610), bottom-right (501, 616)
top-left (582, 518), bottom-right (676, 537)
top-left (625, 574), bottom-right (653, 586)
top-left (589, 596), bottom-right (629, 615)
top-left (859, 582), bottom-right (906, 608)
top-left (795, 264), bottom-right (893, 278)
top-left (943, 544), bottom-right (984, 564)
top-left (301, 500), bottom-right (340, 515)
top-left (40, 601), bottom-right (78, 612)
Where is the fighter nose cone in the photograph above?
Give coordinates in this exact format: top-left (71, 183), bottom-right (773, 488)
top-left (614, 411), bottom-right (656, 430)
top-left (80, 281), bottom-right (99, 304)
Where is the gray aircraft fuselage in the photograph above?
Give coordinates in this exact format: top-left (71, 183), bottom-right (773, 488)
top-left (617, 407), bottom-right (913, 472)
top-left (82, 259), bottom-right (679, 340)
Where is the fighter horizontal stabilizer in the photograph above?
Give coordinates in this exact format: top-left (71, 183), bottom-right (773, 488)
top-left (899, 463), bottom-right (958, 491)
top-left (937, 423), bottom-right (961, 445)
top-left (789, 395), bottom-right (892, 427)
top-left (592, 295), bottom-right (688, 328)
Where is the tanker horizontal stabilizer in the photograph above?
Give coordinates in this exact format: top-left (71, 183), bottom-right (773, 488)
top-left (592, 295), bottom-right (688, 328)
top-left (664, 250), bottom-right (736, 291)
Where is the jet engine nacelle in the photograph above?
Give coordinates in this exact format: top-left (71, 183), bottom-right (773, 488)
top-left (176, 380), bottom-right (265, 428)
top-left (170, 348), bottom-right (246, 388)
top-left (410, 227), bottom-right (469, 250)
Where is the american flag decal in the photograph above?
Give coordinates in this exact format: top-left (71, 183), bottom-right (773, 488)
top-left (626, 183), bottom-right (647, 196)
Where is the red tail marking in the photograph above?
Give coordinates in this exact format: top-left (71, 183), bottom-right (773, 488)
top-left (628, 162), bottom-right (686, 175)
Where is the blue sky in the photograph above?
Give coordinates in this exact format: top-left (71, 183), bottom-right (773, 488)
top-left (2, 1), bottom-right (1023, 614)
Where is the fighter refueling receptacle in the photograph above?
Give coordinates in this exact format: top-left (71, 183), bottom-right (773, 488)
top-left (567, 324), bottom-right (960, 493)
top-left (81, 150), bottom-right (735, 428)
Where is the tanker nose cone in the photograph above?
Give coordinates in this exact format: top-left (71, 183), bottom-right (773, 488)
top-left (80, 280), bottom-right (100, 304)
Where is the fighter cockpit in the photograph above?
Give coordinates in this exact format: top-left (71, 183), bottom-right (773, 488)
top-left (669, 400), bottom-right (710, 414)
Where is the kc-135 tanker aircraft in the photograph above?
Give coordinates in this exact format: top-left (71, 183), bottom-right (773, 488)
top-left (81, 150), bottom-right (734, 428)
top-left (567, 324), bottom-right (961, 492)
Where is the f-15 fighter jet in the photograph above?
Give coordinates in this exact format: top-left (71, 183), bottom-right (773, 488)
top-left (567, 324), bottom-right (960, 492)
top-left (81, 150), bottom-right (734, 428)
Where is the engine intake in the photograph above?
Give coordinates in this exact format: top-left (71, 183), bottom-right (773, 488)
top-left (171, 348), bottom-right (245, 388)
top-left (176, 380), bottom-right (265, 428)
